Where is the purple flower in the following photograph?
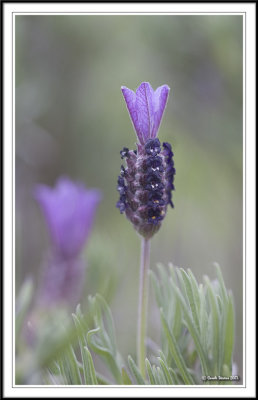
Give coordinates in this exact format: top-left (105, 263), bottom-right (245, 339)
top-left (35, 177), bottom-right (101, 305)
top-left (117, 83), bottom-right (175, 239)
top-left (35, 177), bottom-right (101, 259)
top-left (121, 82), bottom-right (170, 145)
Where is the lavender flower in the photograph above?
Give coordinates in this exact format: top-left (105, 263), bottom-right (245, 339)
top-left (35, 177), bottom-right (101, 305)
top-left (117, 82), bottom-right (175, 239)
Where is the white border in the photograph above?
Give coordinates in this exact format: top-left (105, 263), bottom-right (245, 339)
top-left (3, 2), bottom-right (256, 398)
top-left (2, 3), bottom-right (253, 14)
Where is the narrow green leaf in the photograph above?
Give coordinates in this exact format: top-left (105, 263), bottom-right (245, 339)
top-left (83, 346), bottom-right (98, 385)
top-left (158, 358), bottom-right (174, 385)
top-left (74, 304), bottom-right (90, 337)
top-left (160, 310), bottom-right (195, 385)
top-left (88, 293), bottom-right (124, 384)
top-left (205, 276), bottom-right (220, 375)
top-left (217, 294), bottom-right (224, 373)
top-left (149, 270), bottom-right (163, 308)
top-left (168, 263), bottom-right (177, 282)
top-left (157, 263), bottom-right (172, 304)
top-left (145, 359), bottom-right (155, 385)
top-left (152, 365), bottom-right (161, 385)
top-left (75, 303), bottom-right (83, 319)
top-left (44, 369), bottom-right (60, 385)
top-left (95, 294), bottom-right (117, 355)
top-left (169, 280), bottom-right (209, 377)
top-left (216, 294), bottom-right (223, 312)
top-left (63, 345), bottom-right (82, 385)
top-left (87, 327), bottom-right (122, 384)
top-left (121, 367), bottom-right (132, 385)
top-left (58, 358), bottom-right (68, 385)
top-left (96, 372), bottom-right (113, 385)
top-left (187, 268), bottom-right (201, 312)
top-left (81, 346), bottom-right (91, 384)
top-left (87, 327), bottom-right (111, 356)
top-left (223, 292), bottom-right (235, 368)
top-left (156, 366), bottom-right (167, 385)
top-left (72, 313), bottom-right (87, 347)
top-left (172, 288), bottom-right (182, 340)
top-left (179, 268), bottom-right (200, 332)
top-left (69, 345), bottom-right (82, 384)
top-left (169, 368), bottom-right (180, 384)
top-left (72, 314), bottom-right (89, 384)
top-left (214, 263), bottom-right (228, 304)
top-left (176, 268), bottom-right (188, 301)
top-left (128, 356), bottom-right (145, 385)
top-left (77, 361), bottom-right (113, 385)
top-left (199, 284), bottom-right (208, 354)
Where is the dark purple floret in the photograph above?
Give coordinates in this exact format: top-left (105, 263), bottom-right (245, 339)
top-left (163, 142), bottom-right (174, 162)
top-left (148, 190), bottom-right (163, 201)
top-left (117, 175), bottom-right (125, 186)
top-left (116, 174), bottom-right (127, 213)
top-left (116, 199), bottom-right (126, 213)
top-left (120, 147), bottom-right (130, 159)
top-left (148, 207), bottom-right (164, 224)
top-left (120, 165), bottom-right (127, 177)
top-left (146, 171), bottom-right (162, 184)
top-left (167, 190), bottom-right (174, 208)
top-left (144, 155), bottom-right (162, 169)
top-left (145, 181), bottom-right (165, 191)
top-left (145, 138), bottom-right (161, 156)
top-left (148, 190), bottom-right (166, 207)
top-left (162, 142), bottom-right (176, 209)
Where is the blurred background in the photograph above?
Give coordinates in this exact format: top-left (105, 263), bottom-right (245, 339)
top-left (15, 15), bottom-right (243, 380)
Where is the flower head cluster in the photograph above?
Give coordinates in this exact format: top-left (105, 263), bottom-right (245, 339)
top-left (35, 177), bottom-right (101, 306)
top-left (117, 82), bottom-right (175, 239)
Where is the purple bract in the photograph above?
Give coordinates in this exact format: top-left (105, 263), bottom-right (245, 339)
top-left (121, 82), bottom-right (170, 145)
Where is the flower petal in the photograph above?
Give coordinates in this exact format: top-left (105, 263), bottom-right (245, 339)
top-left (152, 85), bottom-right (170, 138)
top-left (121, 86), bottom-right (141, 142)
top-left (135, 82), bottom-right (155, 143)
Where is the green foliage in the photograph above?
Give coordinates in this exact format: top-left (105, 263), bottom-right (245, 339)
top-left (87, 294), bottom-right (123, 384)
top-left (15, 263), bottom-right (235, 385)
top-left (150, 263), bottom-right (235, 384)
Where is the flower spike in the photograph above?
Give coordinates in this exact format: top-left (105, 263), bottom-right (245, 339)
top-left (117, 83), bottom-right (175, 239)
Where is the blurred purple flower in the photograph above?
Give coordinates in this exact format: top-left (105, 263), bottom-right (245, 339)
top-left (35, 177), bottom-right (101, 305)
top-left (121, 82), bottom-right (170, 145)
top-left (35, 177), bottom-right (101, 259)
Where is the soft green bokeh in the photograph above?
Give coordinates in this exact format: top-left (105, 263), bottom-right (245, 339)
top-left (15, 15), bottom-right (243, 379)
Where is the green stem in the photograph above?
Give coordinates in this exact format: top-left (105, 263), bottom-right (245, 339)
top-left (137, 237), bottom-right (151, 379)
